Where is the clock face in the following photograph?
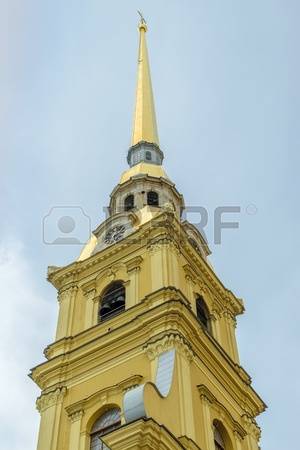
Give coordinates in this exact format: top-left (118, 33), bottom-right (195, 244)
top-left (103, 224), bottom-right (126, 245)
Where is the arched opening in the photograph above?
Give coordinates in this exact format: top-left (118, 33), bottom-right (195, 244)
top-left (213, 420), bottom-right (231, 450)
top-left (147, 191), bottom-right (159, 206)
top-left (90, 407), bottom-right (121, 450)
top-left (124, 194), bottom-right (134, 211)
top-left (196, 296), bottom-right (210, 333)
top-left (99, 282), bottom-right (125, 322)
top-left (145, 150), bottom-right (152, 161)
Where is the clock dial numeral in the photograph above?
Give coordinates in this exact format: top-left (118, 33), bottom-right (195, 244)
top-left (104, 225), bottom-right (126, 245)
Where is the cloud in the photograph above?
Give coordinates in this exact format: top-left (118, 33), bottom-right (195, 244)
top-left (0, 238), bottom-right (56, 450)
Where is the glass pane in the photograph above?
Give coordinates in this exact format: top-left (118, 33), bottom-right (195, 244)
top-left (91, 408), bottom-right (121, 434)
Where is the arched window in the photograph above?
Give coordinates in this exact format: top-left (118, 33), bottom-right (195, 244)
top-left (214, 422), bottom-right (226, 450)
top-left (145, 150), bottom-right (152, 161)
top-left (99, 282), bottom-right (125, 322)
top-left (124, 194), bottom-right (134, 211)
top-left (147, 191), bottom-right (159, 206)
top-left (196, 296), bottom-right (210, 332)
top-left (90, 407), bottom-right (121, 450)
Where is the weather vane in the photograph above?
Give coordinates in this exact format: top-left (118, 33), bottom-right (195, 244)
top-left (137, 10), bottom-right (146, 24)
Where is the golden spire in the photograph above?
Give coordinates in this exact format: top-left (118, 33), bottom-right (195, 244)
top-left (131, 14), bottom-right (159, 147)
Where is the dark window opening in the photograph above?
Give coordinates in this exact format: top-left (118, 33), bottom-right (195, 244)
top-left (124, 194), bottom-right (134, 211)
top-left (145, 151), bottom-right (152, 161)
top-left (196, 296), bottom-right (210, 332)
top-left (99, 282), bottom-right (125, 322)
top-left (213, 422), bottom-right (226, 450)
top-left (147, 191), bottom-right (159, 206)
top-left (90, 408), bottom-right (121, 450)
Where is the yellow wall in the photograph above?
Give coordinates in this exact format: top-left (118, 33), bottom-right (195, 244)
top-left (32, 212), bottom-right (264, 450)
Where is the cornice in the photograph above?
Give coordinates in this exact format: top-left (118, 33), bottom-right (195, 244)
top-left (109, 174), bottom-right (184, 201)
top-left (102, 417), bottom-right (188, 450)
top-left (178, 436), bottom-right (202, 450)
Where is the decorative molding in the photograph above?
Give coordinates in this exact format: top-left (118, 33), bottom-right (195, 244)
top-left (58, 285), bottom-right (78, 303)
top-left (183, 264), bottom-right (197, 283)
top-left (68, 409), bottom-right (84, 423)
top-left (242, 414), bottom-right (261, 440)
top-left (197, 385), bottom-right (247, 439)
top-left (65, 375), bottom-right (143, 417)
top-left (143, 332), bottom-right (194, 363)
top-left (126, 256), bottom-right (143, 273)
top-left (36, 387), bottom-right (67, 413)
top-left (83, 288), bottom-right (96, 303)
top-left (234, 430), bottom-right (244, 442)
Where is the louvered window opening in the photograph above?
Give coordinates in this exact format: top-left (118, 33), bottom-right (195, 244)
top-left (124, 194), bottom-right (134, 211)
top-left (99, 283), bottom-right (125, 321)
top-left (147, 191), bottom-right (159, 206)
top-left (196, 297), bottom-right (209, 331)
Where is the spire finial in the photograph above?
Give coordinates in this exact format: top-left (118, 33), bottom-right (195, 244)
top-left (137, 10), bottom-right (146, 24)
top-left (131, 13), bottom-right (159, 147)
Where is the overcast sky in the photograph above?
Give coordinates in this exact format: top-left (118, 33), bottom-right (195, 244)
top-left (1, 1), bottom-right (299, 449)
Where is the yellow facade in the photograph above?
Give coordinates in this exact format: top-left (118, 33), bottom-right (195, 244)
top-left (31, 18), bottom-right (265, 450)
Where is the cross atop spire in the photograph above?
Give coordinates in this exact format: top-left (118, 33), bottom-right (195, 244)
top-left (131, 15), bottom-right (159, 147)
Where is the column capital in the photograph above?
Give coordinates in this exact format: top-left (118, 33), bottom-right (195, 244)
top-left (234, 430), bottom-right (244, 442)
top-left (36, 387), bottom-right (67, 413)
top-left (143, 332), bottom-right (194, 362)
top-left (58, 285), bottom-right (78, 303)
top-left (126, 255), bottom-right (143, 273)
top-left (68, 409), bottom-right (84, 423)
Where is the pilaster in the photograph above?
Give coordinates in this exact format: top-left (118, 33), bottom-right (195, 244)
top-left (222, 310), bottom-right (240, 363)
top-left (126, 256), bottom-right (143, 308)
top-left (242, 415), bottom-right (261, 450)
top-left (83, 288), bottom-right (97, 329)
top-left (36, 387), bottom-right (66, 450)
top-left (67, 410), bottom-right (84, 450)
top-left (55, 286), bottom-right (78, 340)
top-left (234, 430), bottom-right (244, 450)
top-left (199, 393), bottom-right (215, 450)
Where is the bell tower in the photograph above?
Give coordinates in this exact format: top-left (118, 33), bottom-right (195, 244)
top-left (31, 17), bottom-right (265, 450)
